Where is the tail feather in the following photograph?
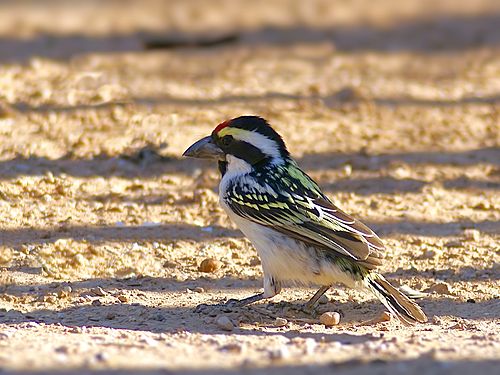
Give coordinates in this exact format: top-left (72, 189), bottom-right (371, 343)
top-left (366, 274), bottom-right (428, 325)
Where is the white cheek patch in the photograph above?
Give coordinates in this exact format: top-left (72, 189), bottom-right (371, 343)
top-left (225, 129), bottom-right (282, 159)
top-left (226, 155), bottom-right (252, 175)
top-left (238, 131), bottom-right (281, 159)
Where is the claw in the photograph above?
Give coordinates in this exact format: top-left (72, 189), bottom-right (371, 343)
top-left (225, 298), bottom-right (242, 307)
top-left (193, 300), bottom-right (234, 315)
top-left (299, 303), bottom-right (319, 316)
top-left (273, 301), bottom-right (319, 317)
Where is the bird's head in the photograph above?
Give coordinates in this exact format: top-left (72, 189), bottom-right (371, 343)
top-left (183, 116), bottom-right (289, 169)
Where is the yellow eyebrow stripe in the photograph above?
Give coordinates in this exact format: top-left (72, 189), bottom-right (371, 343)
top-left (217, 127), bottom-right (248, 138)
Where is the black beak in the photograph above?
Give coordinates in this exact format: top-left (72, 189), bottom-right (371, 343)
top-left (182, 136), bottom-right (224, 160)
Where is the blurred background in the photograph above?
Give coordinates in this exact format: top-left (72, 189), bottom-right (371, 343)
top-left (0, 0), bottom-right (498, 374)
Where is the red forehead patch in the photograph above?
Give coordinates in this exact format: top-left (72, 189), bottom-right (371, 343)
top-left (213, 120), bottom-right (231, 134)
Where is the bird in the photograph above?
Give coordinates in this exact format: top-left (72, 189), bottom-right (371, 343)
top-left (183, 115), bottom-right (427, 325)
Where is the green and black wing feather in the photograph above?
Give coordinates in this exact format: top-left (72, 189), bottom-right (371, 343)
top-left (223, 161), bottom-right (384, 269)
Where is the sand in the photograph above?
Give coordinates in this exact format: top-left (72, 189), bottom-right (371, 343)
top-left (0, 1), bottom-right (499, 374)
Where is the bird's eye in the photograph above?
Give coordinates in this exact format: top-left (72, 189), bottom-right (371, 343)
top-left (221, 135), bottom-right (233, 146)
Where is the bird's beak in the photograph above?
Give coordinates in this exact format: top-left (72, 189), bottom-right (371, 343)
top-left (182, 136), bottom-right (224, 160)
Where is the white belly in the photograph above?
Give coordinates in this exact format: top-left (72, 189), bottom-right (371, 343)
top-left (220, 198), bottom-right (357, 288)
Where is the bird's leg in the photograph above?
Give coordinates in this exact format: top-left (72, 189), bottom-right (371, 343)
top-left (276, 285), bottom-right (330, 316)
top-left (226, 274), bottom-right (281, 307)
top-left (226, 292), bottom-right (265, 307)
top-left (302, 285), bottom-right (331, 313)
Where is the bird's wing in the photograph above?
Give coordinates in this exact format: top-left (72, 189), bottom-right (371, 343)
top-left (223, 166), bottom-right (385, 268)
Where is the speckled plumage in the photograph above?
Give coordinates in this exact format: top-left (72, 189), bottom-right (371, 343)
top-left (184, 115), bottom-right (427, 325)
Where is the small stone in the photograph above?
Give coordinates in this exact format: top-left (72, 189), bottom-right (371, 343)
top-left (117, 294), bottom-right (128, 303)
top-left (303, 338), bottom-right (318, 355)
top-left (463, 229), bottom-right (480, 241)
top-left (444, 240), bottom-right (462, 248)
top-left (226, 239), bottom-right (240, 250)
top-left (44, 295), bottom-right (57, 303)
top-left (0, 331), bottom-right (13, 340)
top-left (55, 346), bottom-right (70, 354)
top-left (58, 285), bottom-right (72, 298)
top-left (361, 311), bottom-right (393, 326)
top-left (318, 295), bottom-right (329, 304)
top-left (91, 299), bottom-right (103, 306)
top-left (163, 260), bottom-right (177, 268)
top-left (90, 287), bottom-right (106, 297)
top-left (41, 194), bottom-right (52, 203)
top-left (378, 311), bottom-right (392, 322)
top-left (248, 256), bottom-right (261, 267)
top-left (274, 317), bottom-right (288, 327)
top-left (319, 311), bottom-right (341, 326)
top-left (269, 346), bottom-right (290, 361)
top-left (94, 352), bottom-right (108, 362)
top-left (425, 282), bottom-right (454, 295)
top-left (473, 202), bottom-right (491, 210)
top-left (411, 237), bottom-right (423, 246)
top-left (193, 287), bottom-right (205, 293)
top-left (219, 343), bottom-right (243, 353)
top-left (68, 326), bottom-right (82, 333)
top-left (105, 312), bottom-right (116, 320)
top-left (432, 316), bottom-right (443, 325)
top-left (215, 315), bottom-right (234, 331)
top-left (342, 164), bottom-right (352, 177)
top-left (199, 258), bottom-right (221, 273)
top-left (139, 335), bottom-right (158, 347)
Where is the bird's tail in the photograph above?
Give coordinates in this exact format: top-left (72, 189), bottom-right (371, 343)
top-left (366, 273), bottom-right (428, 325)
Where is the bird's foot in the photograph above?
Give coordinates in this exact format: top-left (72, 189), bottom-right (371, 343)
top-left (194, 300), bottom-right (234, 315)
top-left (194, 293), bottom-right (265, 314)
top-left (271, 301), bottom-right (320, 317)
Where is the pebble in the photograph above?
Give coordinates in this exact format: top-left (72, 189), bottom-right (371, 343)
top-left (90, 287), bottom-right (106, 297)
top-left (269, 346), bottom-right (290, 361)
top-left (117, 294), bottom-right (128, 303)
top-left (105, 312), bottom-right (116, 320)
top-left (274, 317), bottom-right (288, 327)
top-left (94, 352), bottom-right (108, 363)
top-left (44, 295), bottom-right (57, 303)
top-left (473, 202), bottom-right (491, 210)
top-left (23, 322), bottom-right (39, 329)
top-left (199, 258), bottom-right (221, 273)
top-left (463, 229), bottom-right (480, 241)
top-left (248, 256), bottom-right (261, 267)
top-left (0, 331), bottom-right (13, 340)
top-left (58, 285), bottom-right (72, 298)
top-left (215, 315), bottom-right (234, 331)
top-left (342, 164), bottom-right (352, 177)
top-left (219, 343), bottom-right (243, 353)
top-left (318, 295), bottom-right (329, 304)
top-left (378, 311), bottom-right (392, 322)
top-left (139, 335), bottom-right (158, 347)
top-left (193, 287), bottom-right (205, 293)
top-left (68, 326), bottom-right (82, 333)
top-left (425, 282), bottom-right (454, 295)
top-left (319, 312), bottom-right (341, 326)
top-left (420, 249), bottom-right (437, 259)
top-left (55, 346), bottom-right (70, 354)
top-left (304, 338), bottom-right (318, 355)
top-left (444, 240), bottom-right (462, 248)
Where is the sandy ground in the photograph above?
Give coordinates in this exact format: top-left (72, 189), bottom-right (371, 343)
top-left (0, 0), bottom-right (499, 374)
